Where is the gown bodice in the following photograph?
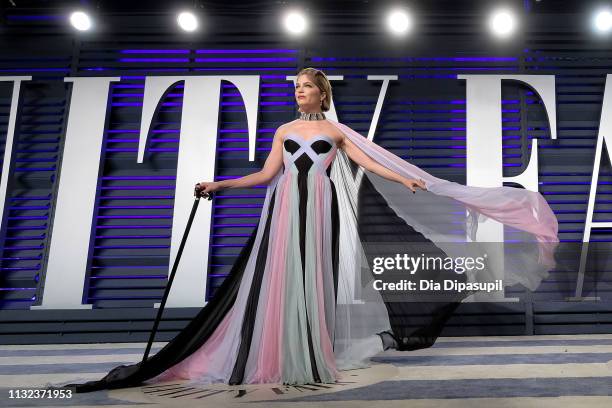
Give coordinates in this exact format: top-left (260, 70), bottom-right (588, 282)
top-left (282, 134), bottom-right (338, 177)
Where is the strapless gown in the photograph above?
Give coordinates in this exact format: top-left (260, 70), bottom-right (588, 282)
top-left (152, 133), bottom-right (345, 385)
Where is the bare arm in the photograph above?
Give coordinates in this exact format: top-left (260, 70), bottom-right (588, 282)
top-left (195, 125), bottom-right (286, 195)
top-left (340, 135), bottom-right (427, 193)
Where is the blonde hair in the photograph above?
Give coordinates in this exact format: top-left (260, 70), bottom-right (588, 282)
top-left (296, 67), bottom-right (332, 112)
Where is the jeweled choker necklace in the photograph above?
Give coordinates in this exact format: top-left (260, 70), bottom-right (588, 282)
top-left (299, 111), bottom-right (326, 121)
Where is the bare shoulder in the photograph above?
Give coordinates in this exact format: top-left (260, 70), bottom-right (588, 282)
top-left (326, 123), bottom-right (346, 148)
top-left (275, 120), bottom-right (299, 139)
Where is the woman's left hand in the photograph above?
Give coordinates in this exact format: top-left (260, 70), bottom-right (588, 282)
top-left (403, 178), bottom-right (427, 193)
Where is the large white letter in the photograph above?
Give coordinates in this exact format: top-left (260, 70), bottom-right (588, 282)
top-left (139, 76), bottom-right (260, 307)
top-left (366, 75), bottom-right (398, 141)
top-left (458, 74), bottom-right (556, 191)
top-left (571, 74), bottom-right (612, 300)
top-left (32, 77), bottom-right (120, 310)
top-left (0, 77), bottom-right (31, 244)
top-left (457, 75), bottom-right (556, 301)
top-left (582, 74), bottom-right (612, 244)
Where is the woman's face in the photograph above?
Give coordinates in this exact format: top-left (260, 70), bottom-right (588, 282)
top-left (295, 74), bottom-right (324, 112)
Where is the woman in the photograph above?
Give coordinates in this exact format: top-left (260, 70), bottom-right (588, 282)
top-left (62, 67), bottom-right (559, 392)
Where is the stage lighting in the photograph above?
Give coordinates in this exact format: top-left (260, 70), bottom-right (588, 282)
top-left (283, 10), bottom-right (308, 35)
top-left (69, 11), bottom-right (92, 31)
top-left (593, 9), bottom-right (612, 33)
top-left (386, 9), bottom-right (412, 35)
top-left (489, 9), bottom-right (516, 38)
top-left (177, 11), bottom-right (198, 32)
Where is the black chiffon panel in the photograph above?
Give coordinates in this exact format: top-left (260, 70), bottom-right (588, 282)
top-left (67, 196), bottom-right (275, 392)
top-left (357, 172), bottom-right (466, 350)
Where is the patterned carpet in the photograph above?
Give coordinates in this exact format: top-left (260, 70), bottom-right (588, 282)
top-left (0, 334), bottom-right (611, 407)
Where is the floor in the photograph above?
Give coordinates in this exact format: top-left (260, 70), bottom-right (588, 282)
top-left (0, 334), bottom-right (611, 407)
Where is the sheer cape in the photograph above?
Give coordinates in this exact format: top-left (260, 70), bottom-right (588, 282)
top-left (56, 119), bottom-right (559, 392)
top-left (329, 119), bottom-right (558, 366)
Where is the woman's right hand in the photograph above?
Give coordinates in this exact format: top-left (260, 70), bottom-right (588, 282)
top-left (194, 181), bottom-right (222, 197)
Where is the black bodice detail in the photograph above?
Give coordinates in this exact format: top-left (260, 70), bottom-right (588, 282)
top-left (284, 138), bottom-right (333, 175)
top-left (283, 138), bottom-right (332, 155)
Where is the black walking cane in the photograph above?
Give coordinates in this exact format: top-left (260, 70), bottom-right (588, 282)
top-left (140, 187), bottom-right (214, 364)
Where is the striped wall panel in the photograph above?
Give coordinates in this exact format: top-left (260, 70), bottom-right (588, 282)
top-left (0, 0), bottom-right (609, 342)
